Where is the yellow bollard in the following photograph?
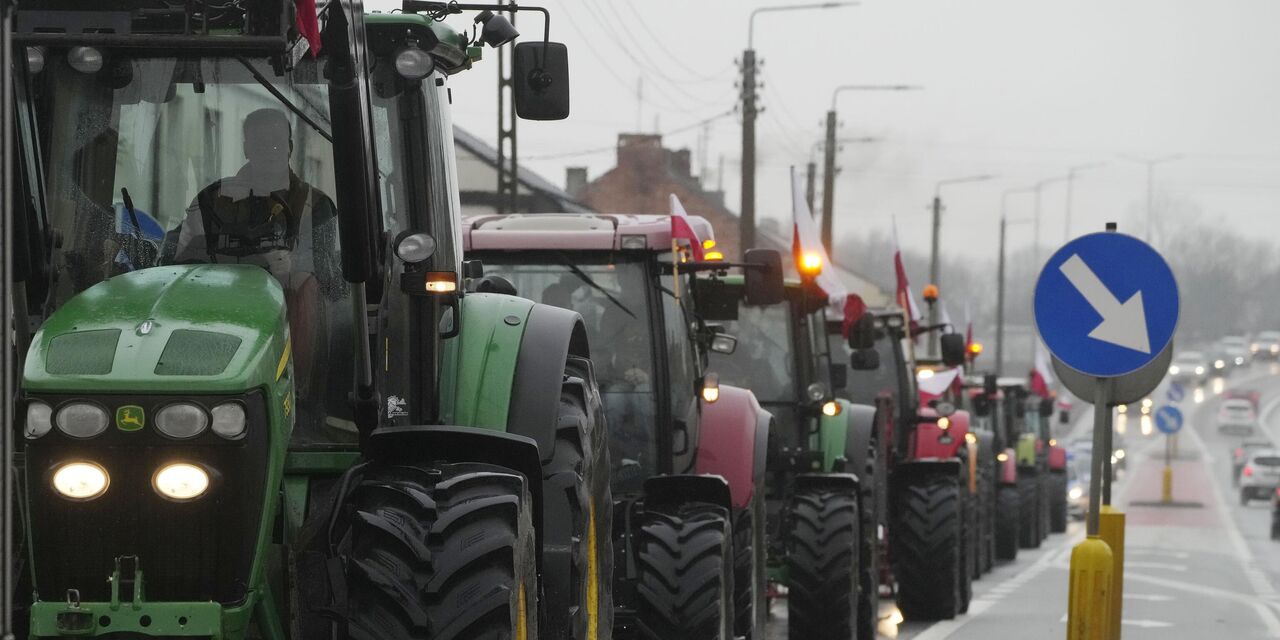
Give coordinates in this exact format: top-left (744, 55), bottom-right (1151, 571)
top-left (1098, 507), bottom-right (1126, 639)
top-left (1161, 466), bottom-right (1173, 503)
top-left (1067, 536), bottom-right (1113, 640)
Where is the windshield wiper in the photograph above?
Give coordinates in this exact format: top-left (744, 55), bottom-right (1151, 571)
top-left (234, 55), bottom-right (334, 143)
top-left (556, 254), bottom-right (636, 319)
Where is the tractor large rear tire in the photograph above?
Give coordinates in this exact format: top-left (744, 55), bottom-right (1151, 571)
top-left (633, 502), bottom-right (735, 640)
top-left (786, 486), bottom-right (860, 640)
top-left (1038, 471), bottom-right (1052, 541)
top-left (1018, 472), bottom-right (1042, 549)
top-left (994, 486), bottom-right (1020, 561)
top-left (731, 495), bottom-right (766, 639)
top-left (894, 475), bottom-right (962, 622)
top-left (958, 491), bottom-right (973, 614)
top-left (980, 469), bottom-right (996, 574)
top-left (857, 470), bottom-right (882, 640)
top-left (1048, 472), bottom-right (1068, 534)
top-left (542, 356), bottom-right (614, 640)
top-left (344, 463), bottom-right (538, 640)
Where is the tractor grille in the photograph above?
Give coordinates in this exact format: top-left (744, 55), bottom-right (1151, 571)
top-left (23, 392), bottom-right (270, 605)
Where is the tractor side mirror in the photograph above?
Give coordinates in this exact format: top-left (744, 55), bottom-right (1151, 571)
top-left (514, 42), bottom-right (570, 120)
top-left (709, 332), bottom-right (737, 355)
top-left (940, 333), bottom-right (966, 367)
top-left (829, 363), bottom-right (848, 391)
top-left (850, 348), bottom-right (880, 371)
top-left (743, 248), bottom-right (784, 306)
top-left (972, 395), bottom-right (992, 417)
top-left (847, 313), bottom-right (877, 350)
top-left (983, 373), bottom-right (998, 397)
top-left (1039, 397), bottom-right (1055, 418)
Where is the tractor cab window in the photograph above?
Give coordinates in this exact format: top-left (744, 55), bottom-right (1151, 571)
top-left (479, 254), bottom-right (658, 491)
top-left (847, 332), bottom-right (902, 408)
top-left (660, 273), bottom-right (700, 470)
top-left (26, 51), bottom-right (426, 446)
top-left (712, 301), bottom-right (796, 404)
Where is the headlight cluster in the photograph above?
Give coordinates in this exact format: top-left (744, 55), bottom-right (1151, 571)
top-left (23, 400), bottom-right (245, 441)
top-left (50, 460), bottom-right (210, 502)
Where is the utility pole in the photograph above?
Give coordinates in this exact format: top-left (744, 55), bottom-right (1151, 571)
top-left (495, 9), bottom-right (517, 213)
top-left (1064, 162), bottom-right (1105, 241)
top-left (805, 160), bottom-right (817, 214)
top-left (930, 174), bottom-right (994, 356)
top-left (996, 215), bottom-right (1007, 375)
top-left (1121, 154), bottom-right (1182, 245)
top-left (821, 83), bottom-right (920, 253)
top-left (742, 3), bottom-right (855, 252)
top-left (739, 48), bottom-right (758, 250)
top-left (820, 109), bottom-right (837, 251)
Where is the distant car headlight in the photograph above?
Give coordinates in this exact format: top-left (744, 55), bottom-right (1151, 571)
top-left (155, 403), bottom-right (209, 439)
top-left (1195, 366), bottom-right (1205, 375)
top-left (52, 461), bottom-right (110, 501)
top-left (1215, 359), bottom-right (1226, 369)
top-left (1271, 345), bottom-right (1278, 354)
top-left (1115, 449), bottom-right (1125, 460)
top-left (1142, 398), bottom-right (1153, 408)
top-left (1069, 486), bottom-right (1083, 500)
top-left (25, 402), bottom-right (53, 439)
top-left (210, 403), bottom-right (246, 440)
top-left (1169, 365), bottom-right (1180, 375)
top-left (55, 403), bottom-right (109, 439)
top-left (153, 463), bottom-right (210, 501)
top-left (1117, 404), bottom-right (1127, 414)
top-left (1235, 356), bottom-right (1245, 365)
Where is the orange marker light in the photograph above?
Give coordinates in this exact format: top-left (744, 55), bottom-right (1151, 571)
top-left (968, 342), bottom-right (984, 357)
top-left (702, 239), bottom-right (717, 250)
top-left (922, 284), bottom-right (939, 302)
top-left (799, 251), bottom-right (823, 275)
top-left (705, 250), bottom-right (725, 261)
top-left (425, 272), bottom-right (458, 293)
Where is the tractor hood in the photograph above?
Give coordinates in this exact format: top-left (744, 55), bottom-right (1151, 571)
top-left (24, 264), bottom-right (289, 394)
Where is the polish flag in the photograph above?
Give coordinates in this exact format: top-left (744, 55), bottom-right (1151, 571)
top-left (1030, 340), bottom-right (1056, 398)
top-left (670, 194), bottom-right (704, 261)
top-left (790, 167), bottom-right (847, 306)
top-left (892, 218), bottom-right (922, 334)
top-left (296, 0), bottom-right (322, 55)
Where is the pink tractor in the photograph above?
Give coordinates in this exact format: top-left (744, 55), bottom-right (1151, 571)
top-left (462, 213), bottom-right (785, 640)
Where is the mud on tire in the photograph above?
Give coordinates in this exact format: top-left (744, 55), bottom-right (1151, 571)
top-left (785, 486), bottom-right (860, 640)
top-left (344, 462), bottom-right (538, 640)
top-left (633, 502), bottom-right (735, 640)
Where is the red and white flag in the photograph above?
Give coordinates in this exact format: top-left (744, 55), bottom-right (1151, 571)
top-left (790, 167), bottom-right (847, 307)
top-left (1030, 339), bottom-right (1056, 398)
top-left (964, 300), bottom-right (974, 351)
top-left (295, 0), bottom-right (322, 56)
top-left (669, 194), bottom-right (704, 261)
top-left (892, 217), bottom-right (922, 334)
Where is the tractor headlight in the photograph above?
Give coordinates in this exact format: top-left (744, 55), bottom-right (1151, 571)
top-left (67, 46), bottom-right (104, 74)
top-left (1115, 448), bottom-right (1125, 460)
top-left (394, 231), bottom-right (436, 264)
top-left (153, 463), bottom-right (210, 502)
top-left (937, 416), bottom-right (951, 430)
top-left (155, 403), bottom-right (209, 439)
top-left (52, 461), bottom-right (110, 501)
top-left (210, 403), bottom-right (247, 440)
top-left (822, 401), bottom-right (841, 417)
top-left (1069, 486), bottom-right (1083, 500)
top-left (806, 383), bottom-right (828, 402)
top-left (394, 45), bottom-right (436, 80)
top-left (56, 403), bottom-right (109, 439)
top-left (25, 402), bottom-right (52, 439)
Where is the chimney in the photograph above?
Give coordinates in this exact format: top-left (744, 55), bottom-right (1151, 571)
top-left (566, 167), bottom-right (588, 198)
top-left (670, 148), bottom-right (692, 180)
top-left (617, 133), bottom-right (664, 172)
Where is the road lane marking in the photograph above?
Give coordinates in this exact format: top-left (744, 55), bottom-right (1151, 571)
top-left (1126, 549), bottom-right (1189, 559)
top-left (1125, 561), bottom-right (1187, 572)
top-left (1122, 618), bottom-right (1174, 628)
top-left (1124, 593), bottom-right (1174, 602)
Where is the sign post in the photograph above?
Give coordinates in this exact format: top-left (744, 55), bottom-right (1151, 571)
top-left (1155, 405), bottom-right (1184, 503)
top-left (1035, 224), bottom-right (1179, 640)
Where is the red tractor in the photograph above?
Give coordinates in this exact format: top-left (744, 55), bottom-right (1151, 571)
top-left (463, 213), bottom-right (784, 639)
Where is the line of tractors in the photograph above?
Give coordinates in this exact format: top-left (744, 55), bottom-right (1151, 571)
top-left (0, 1), bottom-right (1068, 638)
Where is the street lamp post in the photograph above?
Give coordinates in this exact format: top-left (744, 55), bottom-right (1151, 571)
top-left (929, 174), bottom-right (995, 355)
top-left (741, 2), bottom-right (856, 252)
top-left (996, 187), bottom-right (1035, 375)
top-left (1120, 154), bottom-right (1183, 244)
top-left (821, 84), bottom-right (921, 252)
top-left (1063, 162), bottom-right (1106, 241)
top-left (1031, 176), bottom-right (1065, 267)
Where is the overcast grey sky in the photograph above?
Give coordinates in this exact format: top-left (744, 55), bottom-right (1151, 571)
top-left (370, 0), bottom-right (1280, 262)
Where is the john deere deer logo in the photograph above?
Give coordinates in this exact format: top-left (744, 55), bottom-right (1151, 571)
top-left (116, 406), bottom-right (145, 432)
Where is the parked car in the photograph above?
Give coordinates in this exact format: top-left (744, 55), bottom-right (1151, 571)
top-left (1218, 398), bottom-right (1259, 437)
top-left (1067, 456), bottom-right (1089, 521)
top-left (1223, 389), bottom-right (1261, 412)
top-left (1253, 331), bottom-right (1280, 360)
top-left (1233, 441), bottom-right (1274, 486)
top-left (1168, 351), bottom-right (1209, 385)
top-left (1240, 450), bottom-right (1280, 505)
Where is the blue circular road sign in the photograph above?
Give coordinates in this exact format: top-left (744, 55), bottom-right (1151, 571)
top-left (1155, 405), bottom-right (1184, 435)
top-left (1166, 382), bottom-right (1185, 403)
top-left (1034, 232), bottom-right (1179, 377)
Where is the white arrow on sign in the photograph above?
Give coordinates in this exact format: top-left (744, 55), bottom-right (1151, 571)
top-left (1059, 254), bottom-right (1151, 354)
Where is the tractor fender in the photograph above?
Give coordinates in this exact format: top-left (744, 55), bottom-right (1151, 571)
top-left (998, 448), bottom-right (1019, 485)
top-left (1047, 445), bottom-right (1067, 471)
top-left (506, 303), bottom-right (591, 463)
top-left (695, 384), bottom-right (771, 510)
top-left (822, 400), bottom-right (878, 479)
top-left (894, 458), bottom-right (965, 488)
top-left (366, 424), bottom-right (546, 540)
top-left (794, 472), bottom-right (860, 493)
top-left (642, 474), bottom-right (733, 513)
top-left (1015, 433), bottom-right (1038, 466)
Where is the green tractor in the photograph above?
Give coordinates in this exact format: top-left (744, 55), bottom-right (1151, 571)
top-left (8, 2), bottom-right (613, 638)
top-left (699, 274), bottom-right (882, 640)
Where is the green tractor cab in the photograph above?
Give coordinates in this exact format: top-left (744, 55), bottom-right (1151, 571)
top-left (10, 2), bottom-right (608, 638)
